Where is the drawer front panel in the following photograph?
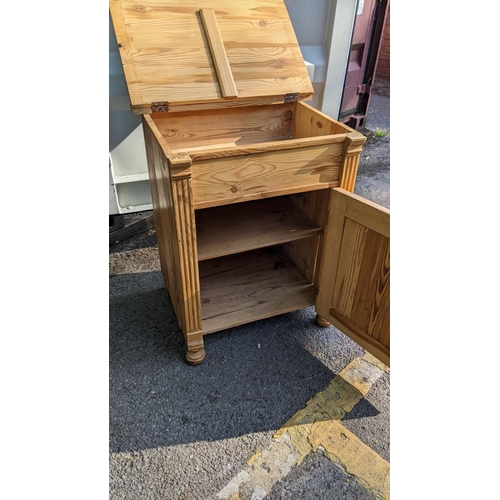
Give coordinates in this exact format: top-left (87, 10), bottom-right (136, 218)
top-left (191, 143), bottom-right (343, 209)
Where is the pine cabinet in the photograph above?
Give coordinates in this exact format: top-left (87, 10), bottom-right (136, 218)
top-left (110, 0), bottom-right (390, 366)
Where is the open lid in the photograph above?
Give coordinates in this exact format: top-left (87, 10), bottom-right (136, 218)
top-left (109, 0), bottom-right (313, 113)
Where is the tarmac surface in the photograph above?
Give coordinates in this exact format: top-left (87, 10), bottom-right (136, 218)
top-left (109, 78), bottom-right (390, 499)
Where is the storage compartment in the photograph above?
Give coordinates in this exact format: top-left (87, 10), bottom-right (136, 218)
top-left (195, 195), bottom-right (323, 261)
top-left (149, 101), bottom-right (358, 208)
top-left (199, 245), bottom-right (317, 334)
top-left (195, 193), bottom-right (323, 333)
top-left (152, 102), bottom-right (352, 153)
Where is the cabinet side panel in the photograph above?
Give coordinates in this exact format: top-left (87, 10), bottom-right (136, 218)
top-left (143, 117), bottom-right (203, 345)
top-left (282, 237), bottom-right (318, 285)
top-left (288, 190), bottom-right (330, 229)
top-left (285, 190), bottom-right (331, 287)
top-left (293, 102), bottom-right (350, 138)
top-left (143, 115), bottom-right (181, 323)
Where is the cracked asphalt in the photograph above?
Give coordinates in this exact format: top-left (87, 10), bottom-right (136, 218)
top-left (109, 79), bottom-right (390, 499)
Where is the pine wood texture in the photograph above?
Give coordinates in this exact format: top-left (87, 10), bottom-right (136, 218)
top-left (293, 102), bottom-right (355, 138)
top-left (199, 8), bottom-right (238, 99)
top-left (152, 104), bottom-right (293, 153)
top-left (142, 115), bottom-right (205, 360)
top-left (316, 188), bottom-right (390, 366)
top-left (109, 0), bottom-right (313, 113)
top-left (285, 189), bottom-right (330, 286)
top-left (316, 314), bottom-right (331, 327)
top-left (145, 102), bottom-right (365, 209)
top-left (196, 197), bottom-right (322, 261)
top-left (199, 246), bottom-right (316, 334)
top-left (339, 134), bottom-right (366, 192)
top-left (191, 143), bottom-right (344, 209)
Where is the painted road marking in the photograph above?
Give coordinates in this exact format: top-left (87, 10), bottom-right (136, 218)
top-left (216, 352), bottom-right (389, 500)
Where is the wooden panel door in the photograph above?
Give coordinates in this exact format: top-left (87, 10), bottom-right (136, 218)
top-left (316, 188), bottom-right (390, 366)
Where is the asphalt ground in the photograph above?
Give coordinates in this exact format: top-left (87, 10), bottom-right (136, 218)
top-left (109, 79), bottom-right (390, 499)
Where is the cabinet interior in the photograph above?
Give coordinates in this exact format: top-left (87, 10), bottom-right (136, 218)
top-left (196, 191), bottom-right (330, 334)
top-left (150, 102), bottom-right (354, 154)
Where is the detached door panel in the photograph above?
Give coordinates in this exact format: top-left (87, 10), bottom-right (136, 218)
top-left (316, 188), bottom-right (390, 366)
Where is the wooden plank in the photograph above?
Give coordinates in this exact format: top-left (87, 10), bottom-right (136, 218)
top-left (332, 218), bottom-right (367, 318)
top-left (288, 190), bottom-right (330, 230)
top-left (142, 114), bottom-right (175, 156)
top-left (345, 193), bottom-right (390, 238)
top-left (327, 309), bottom-right (390, 367)
top-left (199, 8), bottom-right (238, 99)
top-left (185, 134), bottom-right (346, 160)
top-left (349, 231), bottom-right (389, 337)
top-left (364, 238), bottom-right (390, 346)
top-left (152, 104), bottom-right (293, 152)
top-left (293, 102), bottom-right (353, 138)
top-left (282, 237), bottom-right (319, 285)
top-left (191, 143), bottom-right (343, 209)
top-left (285, 190), bottom-right (330, 286)
top-left (214, 10), bottom-right (290, 46)
top-left (196, 197), bottom-right (322, 261)
top-left (184, 135), bottom-right (343, 161)
top-left (199, 246), bottom-right (316, 334)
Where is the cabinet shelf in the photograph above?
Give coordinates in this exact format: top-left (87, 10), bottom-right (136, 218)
top-left (195, 196), bottom-right (322, 261)
top-left (199, 245), bottom-right (317, 334)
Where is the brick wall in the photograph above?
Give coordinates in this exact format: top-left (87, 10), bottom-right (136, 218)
top-left (375, 4), bottom-right (390, 80)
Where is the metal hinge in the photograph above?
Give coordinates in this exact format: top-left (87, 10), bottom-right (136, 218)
top-left (151, 102), bottom-right (169, 112)
top-left (284, 93), bottom-right (299, 103)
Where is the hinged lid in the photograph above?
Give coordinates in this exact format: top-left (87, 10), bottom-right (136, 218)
top-left (109, 0), bottom-right (313, 113)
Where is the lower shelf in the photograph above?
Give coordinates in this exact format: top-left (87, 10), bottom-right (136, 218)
top-left (199, 245), bottom-right (317, 335)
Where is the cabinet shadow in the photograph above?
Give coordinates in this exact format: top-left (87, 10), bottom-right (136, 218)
top-left (109, 271), bottom-right (377, 453)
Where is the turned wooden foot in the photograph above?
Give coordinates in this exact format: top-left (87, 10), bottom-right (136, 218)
top-left (186, 347), bottom-right (206, 365)
top-left (316, 314), bottom-right (331, 328)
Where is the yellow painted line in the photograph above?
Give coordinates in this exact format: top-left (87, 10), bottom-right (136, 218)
top-left (216, 352), bottom-right (390, 500)
top-left (309, 420), bottom-right (390, 495)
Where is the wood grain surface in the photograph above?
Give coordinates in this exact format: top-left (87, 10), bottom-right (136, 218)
top-left (109, 0), bottom-right (313, 112)
top-left (316, 189), bottom-right (390, 366)
top-left (199, 246), bottom-right (316, 334)
top-left (196, 196), bottom-right (322, 261)
top-left (191, 143), bottom-right (343, 208)
top-left (199, 8), bottom-right (238, 99)
top-left (152, 104), bottom-right (293, 152)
